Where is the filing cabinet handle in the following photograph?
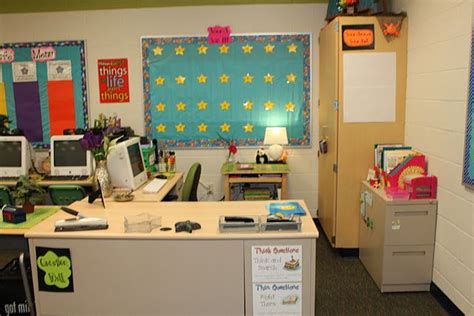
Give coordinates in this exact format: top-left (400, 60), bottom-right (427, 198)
top-left (394, 210), bottom-right (428, 217)
top-left (392, 251), bottom-right (426, 256)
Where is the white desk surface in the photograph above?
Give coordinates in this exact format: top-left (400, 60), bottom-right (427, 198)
top-left (105, 171), bottom-right (183, 203)
top-left (25, 200), bottom-right (319, 240)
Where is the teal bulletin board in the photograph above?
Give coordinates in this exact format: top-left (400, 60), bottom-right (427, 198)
top-left (141, 34), bottom-right (311, 148)
top-left (0, 40), bottom-right (88, 148)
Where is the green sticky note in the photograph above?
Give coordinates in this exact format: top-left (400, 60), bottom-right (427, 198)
top-left (37, 250), bottom-right (72, 289)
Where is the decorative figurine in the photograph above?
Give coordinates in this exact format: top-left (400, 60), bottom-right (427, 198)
top-left (256, 148), bottom-right (268, 164)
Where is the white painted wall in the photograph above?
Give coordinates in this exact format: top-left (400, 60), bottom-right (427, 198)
top-left (0, 4), bottom-right (328, 215)
top-left (392, 1), bottom-right (474, 314)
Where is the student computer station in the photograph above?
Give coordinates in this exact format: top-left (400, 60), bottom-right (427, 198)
top-left (0, 1), bottom-right (473, 315)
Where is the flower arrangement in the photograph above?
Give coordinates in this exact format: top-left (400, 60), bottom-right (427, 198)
top-left (79, 130), bottom-right (107, 161)
top-left (228, 141), bottom-right (238, 162)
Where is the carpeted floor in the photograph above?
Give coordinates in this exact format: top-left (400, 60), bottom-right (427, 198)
top-left (315, 224), bottom-right (449, 316)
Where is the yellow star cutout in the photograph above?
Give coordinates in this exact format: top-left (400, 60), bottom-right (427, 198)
top-left (197, 45), bottom-right (208, 55)
top-left (176, 102), bottom-right (186, 111)
top-left (285, 101), bottom-right (296, 112)
top-left (288, 43), bottom-right (298, 53)
top-left (197, 74), bottom-right (207, 84)
top-left (263, 73), bottom-right (274, 84)
top-left (197, 100), bottom-right (208, 110)
top-left (219, 44), bottom-right (230, 54)
top-left (220, 123), bottom-right (231, 133)
top-left (197, 123), bottom-right (208, 132)
top-left (175, 45), bottom-right (185, 55)
top-left (175, 75), bottom-right (186, 85)
top-left (155, 76), bottom-right (165, 86)
top-left (219, 74), bottom-right (230, 84)
top-left (156, 124), bottom-right (166, 133)
top-left (242, 44), bottom-right (253, 54)
top-left (286, 73), bottom-right (296, 83)
top-left (243, 73), bottom-right (254, 83)
top-left (243, 101), bottom-right (253, 110)
top-left (156, 103), bottom-right (166, 112)
top-left (153, 46), bottom-right (163, 56)
top-left (175, 123), bottom-right (186, 133)
top-left (264, 44), bottom-right (275, 53)
top-left (264, 100), bottom-right (275, 111)
top-left (243, 123), bottom-right (254, 133)
top-left (220, 101), bottom-right (230, 111)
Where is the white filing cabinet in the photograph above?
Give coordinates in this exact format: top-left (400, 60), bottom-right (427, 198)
top-left (359, 181), bottom-right (437, 292)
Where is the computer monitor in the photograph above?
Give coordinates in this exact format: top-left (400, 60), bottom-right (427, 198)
top-left (107, 137), bottom-right (147, 190)
top-left (50, 135), bottom-right (92, 176)
top-left (0, 136), bottom-right (31, 177)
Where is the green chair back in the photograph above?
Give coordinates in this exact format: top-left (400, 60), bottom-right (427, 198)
top-left (0, 185), bottom-right (13, 207)
top-left (49, 185), bottom-right (87, 206)
top-left (181, 163), bottom-right (201, 201)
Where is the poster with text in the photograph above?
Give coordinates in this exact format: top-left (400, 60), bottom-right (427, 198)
top-left (98, 58), bottom-right (129, 103)
top-left (253, 282), bottom-right (302, 316)
top-left (36, 247), bottom-right (74, 292)
top-left (252, 245), bottom-right (302, 283)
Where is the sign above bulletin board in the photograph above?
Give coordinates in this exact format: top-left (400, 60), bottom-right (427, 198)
top-left (141, 33), bottom-right (311, 148)
top-left (0, 40), bottom-right (88, 148)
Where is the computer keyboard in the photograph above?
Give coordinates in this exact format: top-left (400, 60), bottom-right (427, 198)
top-left (142, 178), bottom-right (167, 193)
top-left (43, 175), bottom-right (90, 181)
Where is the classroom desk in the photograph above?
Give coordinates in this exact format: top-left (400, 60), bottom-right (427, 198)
top-left (26, 200), bottom-right (318, 316)
top-left (99, 171), bottom-right (184, 203)
top-left (0, 175), bottom-right (94, 187)
top-left (221, 162), bottom-right (290, 201)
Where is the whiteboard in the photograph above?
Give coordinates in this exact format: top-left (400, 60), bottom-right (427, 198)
top-left (343, 52), bottom-right (396, 123)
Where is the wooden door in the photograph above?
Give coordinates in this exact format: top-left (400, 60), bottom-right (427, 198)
top-left (335, 17), bottom-right (407, 248)
top-left (318, 19), bottom-right (339, 246)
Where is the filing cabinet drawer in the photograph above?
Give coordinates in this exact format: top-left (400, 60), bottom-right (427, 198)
top-left (384, 203), bottom-right (437, 246)
top-left (382, 245), bottom-right (434, 285)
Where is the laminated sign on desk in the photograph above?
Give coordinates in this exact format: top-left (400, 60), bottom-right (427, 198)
top-left (267, 202), bottom-right (306, 216)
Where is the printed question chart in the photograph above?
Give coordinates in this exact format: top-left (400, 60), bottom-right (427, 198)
top-left (252, 245), bottom-right (302, 315)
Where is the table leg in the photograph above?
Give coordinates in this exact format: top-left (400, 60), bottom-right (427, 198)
top-left (281, 174), bottom-right (288, 200)
top-left (224, 175), bottom-right (230, 201)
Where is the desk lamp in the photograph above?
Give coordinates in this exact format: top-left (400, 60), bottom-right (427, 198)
top-left (264, 127), bottom-right (288, 162)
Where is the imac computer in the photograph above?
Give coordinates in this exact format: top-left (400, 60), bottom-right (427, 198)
top-left (107, 137), bottom-right (147, 190)
top-left (50, 135), bottom-right (92, 176)
top-left (0, 136), bottom-right (31, 177)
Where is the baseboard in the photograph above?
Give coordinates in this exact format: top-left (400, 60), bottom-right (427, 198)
top-left (338, 248), bottom-right (359, 257)
top-left (430, 282), bottom-right (464, 316)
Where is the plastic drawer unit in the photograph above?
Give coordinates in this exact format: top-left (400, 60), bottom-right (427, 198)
top-left (359, 181), bottom-right (437, 292)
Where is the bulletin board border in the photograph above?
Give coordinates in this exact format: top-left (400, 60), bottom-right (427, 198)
top-left (0, 40), bottom-right (89, 149)
top-left (141, 33), bottom-right (312, 148)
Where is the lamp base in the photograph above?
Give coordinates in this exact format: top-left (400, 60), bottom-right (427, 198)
top-left (267, 144), bottom-right (283, 161)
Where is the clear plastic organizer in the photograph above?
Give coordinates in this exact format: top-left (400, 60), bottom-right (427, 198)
top-left (260, 215), bottom-right (302, 232)
top-left (219, 215), bottom-right (260, 233)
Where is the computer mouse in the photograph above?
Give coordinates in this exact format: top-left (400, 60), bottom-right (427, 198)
top-left (156, 175), bottom-right (167, 179)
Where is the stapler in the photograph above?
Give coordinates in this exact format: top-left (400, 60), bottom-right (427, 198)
top-left (54, 207), bottom-right (108, 232)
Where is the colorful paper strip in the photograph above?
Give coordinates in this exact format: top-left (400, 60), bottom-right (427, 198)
top-left (47, 80), bottom-right (76, 136)
top-left (13, 82), bottom-right (43, 142)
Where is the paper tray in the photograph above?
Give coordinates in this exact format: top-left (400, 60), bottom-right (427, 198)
top-left (260, 216), bottom-right (301, 232)
top-left (219, 215), bottom-right (260, 233)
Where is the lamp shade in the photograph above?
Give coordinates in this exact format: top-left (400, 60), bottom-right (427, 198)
top-left (264, 127), bottom-right (288, 145)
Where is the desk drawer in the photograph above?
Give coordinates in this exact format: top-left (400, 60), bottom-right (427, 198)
top-left (384, 203), bottom-right (437, 246)
top-left (382, 245), bottom-right (434, 285)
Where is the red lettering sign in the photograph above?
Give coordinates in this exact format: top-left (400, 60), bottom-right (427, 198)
top-left (207, 25), bottom-right (232, 44)
top-left (98, 58), bottom-right (130, 103)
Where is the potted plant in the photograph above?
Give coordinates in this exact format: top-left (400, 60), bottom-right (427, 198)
top-left (12, 175), bottom-right (46, 213)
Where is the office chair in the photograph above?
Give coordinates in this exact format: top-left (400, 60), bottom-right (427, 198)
top-left (181, 163), bottom-right (201, 201)
top-left (48, 185), bottom-right (87, 205)
top-left (0, 185), bottom-right (13, 206)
